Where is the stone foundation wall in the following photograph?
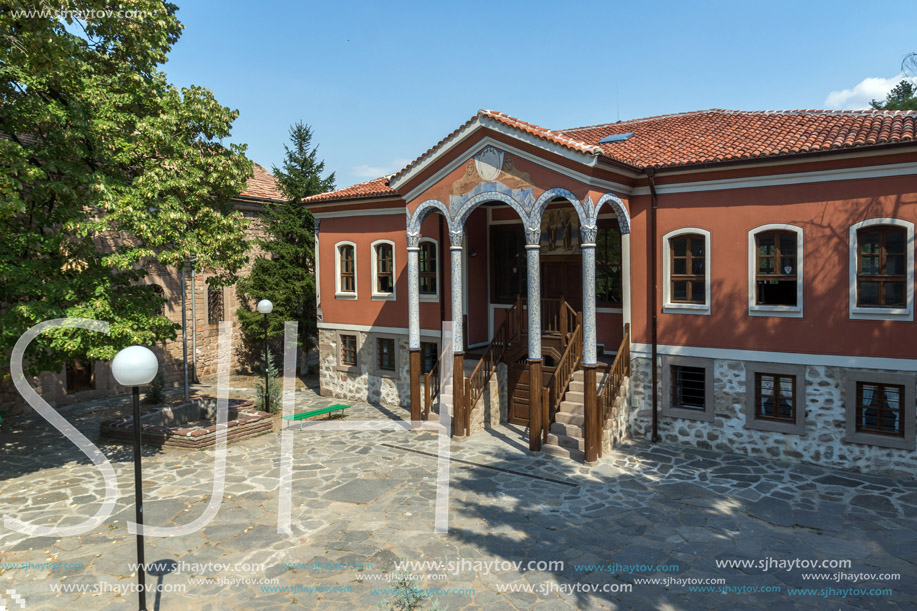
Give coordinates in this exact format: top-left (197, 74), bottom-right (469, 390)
top-left (602, 376), bottom-right (630, 454)
top-left (318, 328), bottom-right (410, 408)
top-left (467, 362), bottom-right (507, 435)
top-left (628, 355), bottom-right (917, 479)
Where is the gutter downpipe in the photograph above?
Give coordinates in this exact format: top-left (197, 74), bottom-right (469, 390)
top-left (646, 167), bottom-right (660, 443)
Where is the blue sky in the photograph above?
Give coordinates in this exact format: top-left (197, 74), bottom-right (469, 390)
top-left (162, 0), bottom-right (916, 190)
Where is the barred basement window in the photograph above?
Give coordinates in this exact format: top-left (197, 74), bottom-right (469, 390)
top-left (207, 287), bottom-right (223, 324)
top-left (341, 335), bottom-right (358, 366)
top-left (856, 381), bottom-right (904, 437)
top-left (377, 337), bottom-right (395, 371)
top-left (754, 373), bottom-right (796, 422)
top-left (672, 365), bottom-right (706, 410)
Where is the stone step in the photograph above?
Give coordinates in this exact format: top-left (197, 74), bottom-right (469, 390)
top-left (555, 411), bottom-right (584, 426)
top-left (542, 442), bottom-right (585, 462)
top-left (546, 432), bottom-right (585, 451)
top-left (559, 400), bottom-right (584, 415)
top-left (550, 421), bottom-right (583, 437)
top-left (565, 390), bottom-right (585, 403)
top-left (568, 380), bottom-right (584, 393)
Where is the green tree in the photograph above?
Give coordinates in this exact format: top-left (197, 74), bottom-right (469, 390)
top-left (870, 80), bottom-right (917, 110)
top-left (236, 123), bottom-right (335, 369)
top-left (1, 1), bottom-right (253, 377)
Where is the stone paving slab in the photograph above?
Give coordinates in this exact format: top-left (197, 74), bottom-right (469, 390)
top-left (0, 381), bottom-right (915, 609)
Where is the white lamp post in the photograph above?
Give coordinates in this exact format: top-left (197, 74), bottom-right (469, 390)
top-left (112, 345), bottom-right (158, 611)
top-left (257, 300), bottom-right (273, 412)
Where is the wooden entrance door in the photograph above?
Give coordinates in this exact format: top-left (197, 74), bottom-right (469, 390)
top-left (540, 260), bottom-right (582, 311)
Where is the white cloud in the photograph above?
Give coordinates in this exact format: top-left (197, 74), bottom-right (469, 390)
top-left (350, 157), bottom-right (412, 178)
top-left (824, 73), bottom-right (917, 110)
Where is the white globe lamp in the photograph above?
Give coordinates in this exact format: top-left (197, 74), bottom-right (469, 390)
top-left (112, 345), bottom-right (159, 386)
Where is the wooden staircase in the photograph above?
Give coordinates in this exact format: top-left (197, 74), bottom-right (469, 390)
top-left (543, 369), bottom-right (605, 461)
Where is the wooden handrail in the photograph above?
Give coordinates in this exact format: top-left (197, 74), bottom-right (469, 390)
top-left (540, 323), bottom-right (582, 443)
top-left (465, 299), bottom-right (520, 418)
top-left (423, 358), bottom-right (440, 421)
top-left (595, 323), bottom-right (630, 457)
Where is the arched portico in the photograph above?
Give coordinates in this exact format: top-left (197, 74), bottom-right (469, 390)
top-left (404, 146), bottom-right (631, 459)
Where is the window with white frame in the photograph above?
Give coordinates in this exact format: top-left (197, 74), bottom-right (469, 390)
top-left (662, 228), bottom-right (711, 314)
top-left (371, 240), bottom-right (396, 299)
top-left (335, 241), bottom-right (357, 299)
top-left (418, 238), bottom-right (439, 300)
top-left (748, 224), bottom-right (804, 317)
top-left (849, 219), bottom-right (914, 321)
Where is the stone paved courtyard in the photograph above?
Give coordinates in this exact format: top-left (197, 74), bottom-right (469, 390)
top-left (1, 381), bottom-right (915, 610)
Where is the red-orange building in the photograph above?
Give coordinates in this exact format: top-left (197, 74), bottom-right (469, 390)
top-left (304, 109), bottom-right (917, 477)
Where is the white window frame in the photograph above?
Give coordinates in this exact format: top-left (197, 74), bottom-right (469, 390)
top-left (418, 238), bottom-right (440, 303)
top-left (370, 239), bottom-right (396, 301)
top-left (662, 228), bottom-right (711, 315)
top-left (748, 224), bottom-right (804, 318)
top-left (848, 218), bottom-right (914, 321)
top-left (334, 241), bottom-right (357, 300)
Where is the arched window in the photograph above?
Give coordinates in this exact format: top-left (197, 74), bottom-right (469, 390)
top-left (849, 219), bottom-right (914, 321)
top-left (371, 240), bottom-right (396, 299)
top-left (748, 224), bottom-right (803, 317)
top-left (663, 229), bottom-right (710, 314)
top-left (335, 242), bottom-right (357, 298)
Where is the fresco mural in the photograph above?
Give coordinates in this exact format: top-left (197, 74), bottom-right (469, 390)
top-left (449, 146), bottom-right (535, 214)
top-left (540, 208), bottom-right (581, 254)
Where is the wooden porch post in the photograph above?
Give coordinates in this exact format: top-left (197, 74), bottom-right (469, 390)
top-left (529, 359), bottom-right (543, 451)
top-left (453, 352), bottom-right (465, 436)
top-left (409, 349), bottom-right (421, 423)
top-left (583, 364), bottom-right (598, 462)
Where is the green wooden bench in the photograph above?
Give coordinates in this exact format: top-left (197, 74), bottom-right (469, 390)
top-left (282, 404), bottom-right (350, 429)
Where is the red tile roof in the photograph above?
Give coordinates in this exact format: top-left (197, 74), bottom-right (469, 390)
top-left (305, 108), bottom-right (917, 204)
top-left (302, 175), bottom-right (398, 204)
top-left (560, 108), bottom-right (917, 169)
top-left (239, 162), bottom-right (285, 201)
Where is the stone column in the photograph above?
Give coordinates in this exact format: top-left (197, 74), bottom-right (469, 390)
top-left (581, 227), bottom-right (599, 462)
top-left (525, 226), bottom-right (542, 451)
top-left (450, 233), bottom-right (465, 436)
top-left (407, 244), bottom-right (421, 423)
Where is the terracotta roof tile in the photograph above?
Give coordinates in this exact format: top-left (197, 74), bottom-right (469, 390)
top-left (559, 108), bottom-right (917, 169)
top-left (302, 175), bottom-right (397, 204)
top-left (239, 163), bottom-right (284, 201)
top-left (304, 108), bottom-right (917, 203)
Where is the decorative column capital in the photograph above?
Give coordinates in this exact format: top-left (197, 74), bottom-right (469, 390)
top-left (449, 229), bottom-right (464, 249)
top-left (580, 224), bottom-right (597, 245)
top-left (524, 225), bottom-right (541, 247)
top-left (406, 231), bottom-right (420, 248)
top-left (314, 218), bottom-right (321, 233)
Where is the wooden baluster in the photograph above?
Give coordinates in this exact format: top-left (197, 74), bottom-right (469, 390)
top-left (424, 372), bottom-right (431, 421)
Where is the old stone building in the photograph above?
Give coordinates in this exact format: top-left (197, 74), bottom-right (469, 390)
top-left (303, 108), bottom-right (917, 478)
top-left (4, 163), bottom-right (285, 410)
